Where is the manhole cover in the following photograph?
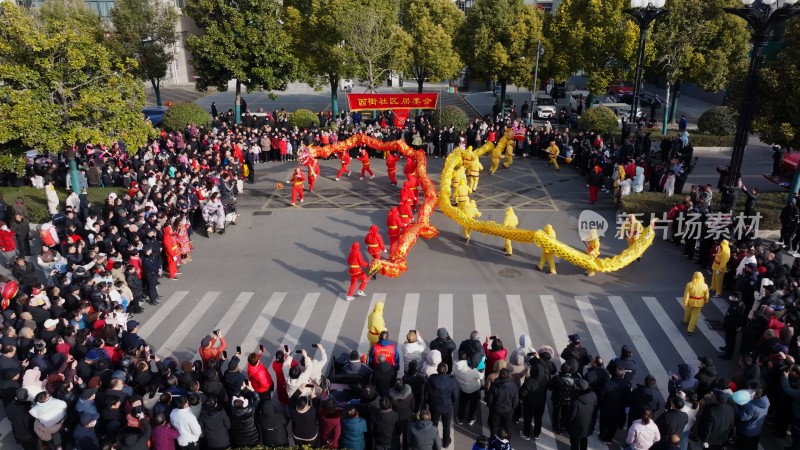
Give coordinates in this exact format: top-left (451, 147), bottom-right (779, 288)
top-left (704, 319), bottom-right (723, 331)
top-left (499, 268), bottom-right (521, 278)
top-left (253, 211), bottom-right (273, 216)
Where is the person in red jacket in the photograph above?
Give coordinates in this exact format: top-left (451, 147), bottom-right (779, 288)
top-left (287, 167), bottom-right (305, 206)
top-left (386, 208), bottom-right (403, 254)
top-left (0, 222), bottom-right (17, 267)
top-left (386, 152), bottom-right (399, 186)
top-left (247, 352), bottom-right (273, 401)
top-left (358, 149), bottom-right (374, 180)
top-left (336, 152), bottom-right (352, 180)
top-left (199, 331), bottom-right (227, 367)
top-left (364, 225), bottom-right (386, 260)
top-left (483, 336), bottom-right (508, 375)
top-left (162, 225), bottom-right (180, 280)
top-left (346, 242), bottom-right (369, 302)
top-left (402, 179), bottom-right (419, 210)
top-left (404, 154), bottom-right (418, 180)
top-left (271, 348), bottom-right (299, 405)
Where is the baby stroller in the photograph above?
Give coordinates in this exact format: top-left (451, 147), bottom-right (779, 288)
top-left (201, 194), bottom-right (238, 237)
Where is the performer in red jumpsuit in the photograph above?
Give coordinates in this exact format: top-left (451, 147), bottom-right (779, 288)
top-left (358, 149), bottom-right (374, 180)
top-left (307, 160), bottom-right (318, 192)
top-left (336, 152), bottom-right (351, 180)
top-left (386, 207), bottom-right (403, 254)
top-left (403, 179), bottom-right (419, 210)
top-left (386, 152), bottom-right (399, 186)
top-left (346, 242), bottom-right (369, 301)
top-left (399, 201), bottom-right (413, 228)
top-left (364, 224), bottom-right (387, 281)
top-left (404, 154), bottom-right (418, 180)
top-left (163, 225), bottom-right (180, 279)
top-left (287, 167), bottom-right (305, 206)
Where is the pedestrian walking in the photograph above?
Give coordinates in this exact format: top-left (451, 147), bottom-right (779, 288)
top-left (502, 207), bottom-right (518, 256)
top-left (536, 224), bottom-right (558, 274)
top-left (682, 271), bottom-right (709, 336)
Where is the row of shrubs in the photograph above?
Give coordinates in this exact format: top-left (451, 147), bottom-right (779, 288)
top-left (619, 191), bottom-right (784, 231)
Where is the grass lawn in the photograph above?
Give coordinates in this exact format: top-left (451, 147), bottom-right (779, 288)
top-left (619, 191), bottom-right (784, 231)
top-left (0, 187), bottom-right (126, 223)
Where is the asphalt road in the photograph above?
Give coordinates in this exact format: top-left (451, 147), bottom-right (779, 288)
top-left (0, 155), bottom-right (769, 450)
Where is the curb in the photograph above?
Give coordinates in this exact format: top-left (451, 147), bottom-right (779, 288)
top-left (692, 146), bottom-right (731, 153)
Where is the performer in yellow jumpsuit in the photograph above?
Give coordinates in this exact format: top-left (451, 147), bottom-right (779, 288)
top-left (620, 214), bottom-right (643, 248)
top-left (585, 228), bottom-right (600, 277)
top-left (502, 207), bottom-right (518, 256)
top-left (682, 271), bottom-right (709, 336)
top-left (367, 301), bottom-right (386, 348)
top-left (547, 141), bottom-right (560, 171)
top-left (452, 166), bottom-right (468, 201)
top-left (537, 224), bottom-right (557, 274)
top-left (711, 239), bottom-right (730, 297)
top-left (502, 127), bottom-right (515, 168)
top-left (467, 157), bottom-right (483, 192)
top-left (461, 146), bottom-right (475, 171)
top-left (462, 200), bottom-right (481, 242)
top-left (454, 178), bottom-right (471, 211)
top-left (489, 143), bottom-right (503, 175)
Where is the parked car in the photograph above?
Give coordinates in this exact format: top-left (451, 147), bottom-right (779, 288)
top-left (590, 102), bottom-right (644, 125)
top-left (567, 90), bottom-right (592, 113)
top-left (615, 91), bottom-right (662, 109)
top-left (142, 106), bottom-right (169, 127)
top-left (534, 94), bottom-right (557, 119)
top-left (607, 79), bottom-right (634, 96)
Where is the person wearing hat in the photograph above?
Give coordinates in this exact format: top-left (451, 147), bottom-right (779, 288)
top-left (607, 345), bottom-right (638, 385)
top-left (120, 320), bottom-right (146, 352)
top-left (567, 378), bottom-right (597, 450)
top-left (720, 292), bottom-right (746, 360)
top-left (710, 239), bottom-right (731, 298)
top-left (7, 387), bottom-right (36, 450)
top-left (561, 334), bottom-right (591, 374)
top-left (682, 271), bottom-right (709, 336)
top-left (740, 262), bottom-right (759, 315)
top-left (73, 411), bottom-right (100, 450)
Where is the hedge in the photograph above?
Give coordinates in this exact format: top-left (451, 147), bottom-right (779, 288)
top-left (697, 106), bottom-right (738, 136)
top-left (619, 191), bottom-right (783, 231)
top-left (0, 187), bottom-right (126, 223)
top-left (288, 109), bottom-right (321, 129)
top-left (162, 102), bottom-right (211, 131)
top-left (429, 105), bottom-right (468, 132)
top-left (579, 107), bottom-right (619, 135)
top-left (649, 133), bottom-right (735, 147)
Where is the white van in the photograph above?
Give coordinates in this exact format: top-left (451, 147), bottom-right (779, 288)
top-left (591, 102), bottom-right (644, 124)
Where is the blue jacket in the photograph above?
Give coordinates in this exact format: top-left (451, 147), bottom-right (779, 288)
top-left (341, 416), bottom-right (367, 450)
top-left (73, 425), bottom-right (100, 450)
top-left (734, 395), bottom-right (769, 437)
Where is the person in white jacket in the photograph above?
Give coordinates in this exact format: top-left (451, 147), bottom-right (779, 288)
top-left (401, 330), bottom-right (426, 373)
top-left (632, 166), bottom-right (645, 193)
top-left (626, 407), bottom-right (661, 450)
top-left (284, 349), bottom-right (314, 398)
top-left (422, 349), bottom-right (441, 378)
top-left (170, 396), bottom-right (202, 448)
top-left (306, 345), bottom-right (328, 385)
top-left (453, 353), bottom-right (483, 426)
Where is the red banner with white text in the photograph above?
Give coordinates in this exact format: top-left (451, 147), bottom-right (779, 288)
top-left (347, 93), bottom-right (439, 112)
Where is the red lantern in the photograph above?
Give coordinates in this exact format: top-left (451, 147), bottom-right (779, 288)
top-left (1, 280), bottom-right (18, 309)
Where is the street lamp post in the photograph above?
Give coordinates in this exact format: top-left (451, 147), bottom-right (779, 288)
top-left (624, 0), bottom-right (669, 123)
top-left (723, 0), bottom-right (799, 197)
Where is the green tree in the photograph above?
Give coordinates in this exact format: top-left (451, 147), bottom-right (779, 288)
top-left (650, 0), bottom-right (748, 132)
top-left (398, 0), bottom-right (464, 93)
top-left (110, 0), bottom-right (179, 107)
top-left (338, 0), bottom-right (409, 93)
top-left (457, 0), bottom-right (543, 116)
top-left (544, 0), bottom-right (640, 101)
top-left (185, 0), bottom-right (298, 124)
top-left (750, 20), bottom-right (800, 149)
top-left (0, 0), bottom-right (152, 180)
top-left (284, 0), bottom-right (354, 117)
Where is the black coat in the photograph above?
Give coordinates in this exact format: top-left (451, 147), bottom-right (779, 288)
top-left (520, 361), bottom-right (550, 405)
top-left (257, 402), bottom-right (289, 446)
top-left (655, 409), bottom-right (688, 444)
top-left (6, 399), bottom-right (34, 442)
top-left (600, 378), bottom-right (630, 417)
top-left (486, 377), bottom-right (519, 414)
top-left (629, 384), bottom-right (662, 420)
top-left (199, 407), bottom-right (231, 449)
top-left (697, 399), bottom-right (735, 446)
top-left (230, 393), bottom-right (260, 447)
top-left (389, 385), bottom-right (416, 421)
top-left (568, 389), bottom-right (597, 438)
top-left (371, 409), bottom-right (399, 447)
top-left (424, 373), bottom-right (459, 413)
top-left (372, 361), bottom-right (398, 398)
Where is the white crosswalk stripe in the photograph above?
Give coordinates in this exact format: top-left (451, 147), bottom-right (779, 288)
top-left (674, 296), bottom-right (726, 350)
top-left (396, 292), bottom-right (419, 376)
top-left (436, 292), bottom-right (456, 449)
top-left (240, 292), bottom-right (286, 355)
top-left (609, 296), bottom-right (670, 400)
top-left (540, 294), bottom-right (569, 362)
top-left (137, 290), bottom-right (188, 336)
top-left (575, 295), bottom-right (615, 364)
top-left (316, 294), bottom-right (351, 375)
top-left (283, 292), bottom-right (320, 351)
top-left (190, 291), bottom-right (254, 362)
top-left (643, 296), bottom-right (698, 365)
top-left (157, 291), bottom-right (220, 357)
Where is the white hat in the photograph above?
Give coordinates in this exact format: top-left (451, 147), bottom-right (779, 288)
top-left (44, 319), bottom-right (58, 329)
top-left (232, 396), bottom-right (248, 408)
